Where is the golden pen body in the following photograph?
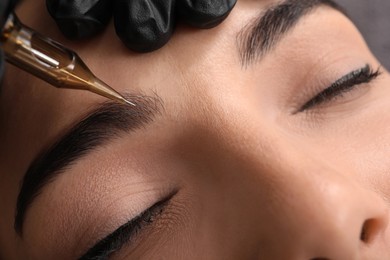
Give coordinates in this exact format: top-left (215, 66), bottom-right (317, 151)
top-left (0, 13), bottom-right (134, 106)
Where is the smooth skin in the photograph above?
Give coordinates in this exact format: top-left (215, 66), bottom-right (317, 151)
top-left (1, 0), bottom-right (390, 259)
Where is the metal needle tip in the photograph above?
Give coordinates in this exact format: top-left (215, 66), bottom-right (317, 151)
top-left (90, 79), bottom-right (136, 106)
top-left (122, 97), bottom-right (137, 106)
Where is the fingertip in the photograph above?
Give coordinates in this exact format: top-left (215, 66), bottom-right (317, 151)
top-left (46, 0), bottom-right (113, 39)
top-left (48, 17), bottom-right (107, 39)
top-left (113, 0), bottom-right (176, 52)
top-left (178, 0), bottom-right (237, 29)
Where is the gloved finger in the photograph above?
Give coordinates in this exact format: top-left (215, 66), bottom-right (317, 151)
top-left (114, 0), bottom-right (176, 53)
top-left (46, 0), bottom-right (113, 39)
top-left (177, 0), bottom-right (237, 29)
top-left (0, 0), bottom-right (19, 27)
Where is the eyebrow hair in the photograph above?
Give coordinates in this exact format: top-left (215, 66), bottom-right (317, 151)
top-left (14, 94), bottom-right (163, 235)
top-left (237, 0), bottom-right (346, 66)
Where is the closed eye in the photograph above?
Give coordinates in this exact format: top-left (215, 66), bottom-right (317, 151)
top-left (298, 64), bottom-right (381, 112)
top-left (79, 190), bottom-right (178, 260)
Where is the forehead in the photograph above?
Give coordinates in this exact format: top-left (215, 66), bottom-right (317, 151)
top-left (0, 0), bottom-right (255, 142)
top-left (0, 0), bottom-right (360, 173)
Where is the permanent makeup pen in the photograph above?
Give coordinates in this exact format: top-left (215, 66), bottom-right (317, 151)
top-left (0, 9), bottom-right (134, 106)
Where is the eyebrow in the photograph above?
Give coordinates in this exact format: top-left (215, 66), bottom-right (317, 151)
top-left (237, 0), bottom-right (345, 66)
top-left (14, 94), bottom-right (163, 235)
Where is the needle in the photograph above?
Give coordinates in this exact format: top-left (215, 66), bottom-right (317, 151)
top-left (1, 13), bottom-right (136, 106)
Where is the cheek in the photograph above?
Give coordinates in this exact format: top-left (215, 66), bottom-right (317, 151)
top-left (300, 72), bottom-right (390, 197)
top-left (353, 73), bottom-right (390, 199)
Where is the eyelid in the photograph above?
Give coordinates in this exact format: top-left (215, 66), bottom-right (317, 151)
top-left (79, 190), bottom-right (178, 260)
top-left (297, 64), bottom-right (381, 113)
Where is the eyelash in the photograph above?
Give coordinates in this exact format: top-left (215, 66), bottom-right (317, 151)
top-left (79, 192), bottom-right (176, 260)
top-left (298, 64), bottom-right (381, 112)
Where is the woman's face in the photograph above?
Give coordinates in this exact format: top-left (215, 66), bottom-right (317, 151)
top-left (1, 0), bottom-right (390, 259)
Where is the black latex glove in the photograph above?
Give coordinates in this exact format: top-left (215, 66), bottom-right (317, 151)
top-left (46, 0), bottom-right (237, 53)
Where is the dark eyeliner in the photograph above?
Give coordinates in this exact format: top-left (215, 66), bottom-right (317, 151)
top-left (299, 64), bottom-right (381, 112)
top-left (79, 191), bottom-right (177, 260)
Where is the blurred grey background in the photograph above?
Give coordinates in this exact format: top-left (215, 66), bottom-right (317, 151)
top-left (336, 0), bottom-right (390, 69)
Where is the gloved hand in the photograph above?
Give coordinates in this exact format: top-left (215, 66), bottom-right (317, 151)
top-left (46, 0), bottom-right (237, 53)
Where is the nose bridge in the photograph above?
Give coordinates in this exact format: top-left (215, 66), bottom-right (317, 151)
top-left (297, 172), bottom-right (389, 259)
top-left (244, 142), bottom-right (390, 259)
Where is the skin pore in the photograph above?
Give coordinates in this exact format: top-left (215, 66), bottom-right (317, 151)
top-left (1, 0), bottom-right (390, 259)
